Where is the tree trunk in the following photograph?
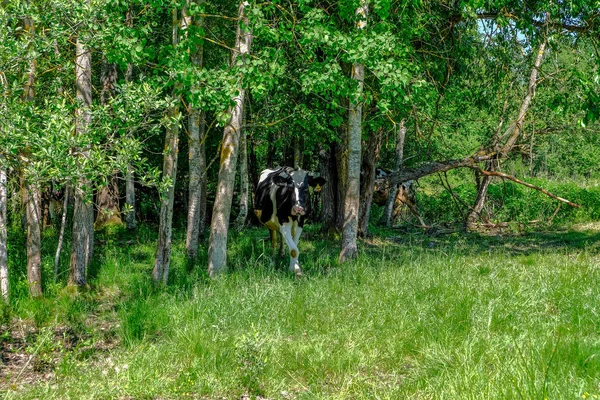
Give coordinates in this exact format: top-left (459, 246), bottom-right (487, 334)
top-left (466, 39), bottom-right (546, 230)
top-left (0, 166), bottom-right (7, 302)
top-left (153, 8), bottom-right (181, 284)
top-left (358, 127), bottom-right (384, 237)
top-left (339, 1), bottom-right (368, 263)
top-left (382, 119), bottom-right (406, 227)
top-left (293, 136), bottom-right (303, 169)
top-left (124, 8), bottom-right (136, 230)
top-left (318, 146), bottom-right (335, 229)
top-left (94, 178), bottom-right (122, 229)
top-left (234, 124), bottom-right (249, 230)
top-left (185, 1), bottom-right (206, 261)
top-left (335, 139), bottom-right (346, 231)
top-left (54, 187), bottom-right (69, 277)
top-left (125, 164), bottom-right (136, 230)
top-left (22, 16), bottom-right (42, 297)
top-left (208, 1), bottom-right (252, 277)
top-left (69, 36), bottom-right (94, 287)
top-left (186, 108), bottom-right (206, 260)
top-left (23, 181), bottom-right (43, 297)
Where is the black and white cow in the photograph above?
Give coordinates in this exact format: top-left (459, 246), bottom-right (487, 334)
top-left (254, 167), bottom-right (326, 276)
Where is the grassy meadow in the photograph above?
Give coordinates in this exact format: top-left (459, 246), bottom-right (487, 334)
top-left (1, 223), bottom-right (600, 399)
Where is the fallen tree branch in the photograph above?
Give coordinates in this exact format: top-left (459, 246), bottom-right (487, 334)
top-left (476, 169), bottom-right (580, 208)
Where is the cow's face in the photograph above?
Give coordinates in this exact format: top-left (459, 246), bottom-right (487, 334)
top-left (273, 169), bottom-right (326, 216)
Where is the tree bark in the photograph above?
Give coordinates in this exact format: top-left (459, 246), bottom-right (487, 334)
top-left (186, 108), bottom-right (206, 260)
top-left (124, 8), bottom-right (137, 230)
top-left (185, 0), bottom-right (206, 261)
top-left (125, 164), bottom-right (136, 230)
top-left (22, 16), bottom-right (42, 297)
top-left (94, 178), bottom-right (122, 229)
top-left (382, 119), bottom-right (406, 227)
top-left (69, 36), bottom-right (94, 287)
top-left (234, 124), bottom-right (249, 230)
top-left (208, 0), bottom-right (252, 277)
top-left (54, 187), bottom-right (69, 277)
top-left (23, 180), bottom-right (42, 297)
top-left (358, 127), bottom-right (384, 237)
top-left (318, 145), bottom-right (336, 229)
top-left (340, 0), bottom-right (368, 263)
top-left (0, 166), bottom-right (7, 302)
top-left (153, 8), bottom-right (181, 284)
top-left (466, 39), bottom-right (546, 230)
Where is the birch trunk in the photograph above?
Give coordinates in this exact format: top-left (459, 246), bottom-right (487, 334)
top-left (466, 39), bottom-right (546, 230)
top-left (54, 187), bottom-right (69, 277)
top-left (0, 167), bottom-right (6, 301)
top-left (208, 1), bottom-right (252, 277)
top-left (69, 36), bottom-right (94, 286)
top-left (185, 0), bottom-right (206, 260)
top-left (234, 124), bottom-right (249, 230)
top-left (339, 1), bottom-right (368, 263)
top-left (382, 119), bottom-right (406, 227)
top-left (358, 127), bottom-right (383, 237)
top-left (153, 8), bottom-right (181, 284)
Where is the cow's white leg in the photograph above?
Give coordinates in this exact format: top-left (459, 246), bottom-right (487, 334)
top-left (293, 225), bottom-right (303, 250)
top-left (280, 221), bottom-right (301, 276)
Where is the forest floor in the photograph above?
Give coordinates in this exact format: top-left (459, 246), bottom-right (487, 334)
top-left (1, 223), bottom-right (600, 399)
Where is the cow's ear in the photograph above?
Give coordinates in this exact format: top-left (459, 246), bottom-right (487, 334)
top-left (308, 176), bottom-right (326, 192)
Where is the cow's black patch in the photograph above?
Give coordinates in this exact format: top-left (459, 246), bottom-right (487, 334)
top-left (254, 167), bottom-right (326, 228)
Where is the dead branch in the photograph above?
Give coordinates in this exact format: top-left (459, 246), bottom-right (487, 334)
top-left (476, 169), bottom-right (580, 208)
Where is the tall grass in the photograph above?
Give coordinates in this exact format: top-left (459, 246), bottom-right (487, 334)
top-left (3, 225), bottom-right (600, 399)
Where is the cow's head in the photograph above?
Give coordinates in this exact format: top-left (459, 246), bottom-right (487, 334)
top-left (273, 168), bottom-right (326, 216)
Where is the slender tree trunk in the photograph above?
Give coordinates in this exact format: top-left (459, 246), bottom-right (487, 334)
top-left (234, 124), bottom-right (249, 229)
top-left (293, 136), bottom-right (303, 169)
top-left (185, 0), bottom-right (206, 260)
top-left (22, 16), bottom-right (42, 296)
top-left (335, 139), bottom-right (346, 231)
top-left (358, 127), bottom-right (383, 237)
top-left (208, 1), bottom-right (252, 277)
top-left (382, 119), bottom-right (406, 227)
top-left (69, 36), bottom-right (94, 287)
top-left (23, 181), bottom-right (42, 297)
top-left (466, 39), bottom-right (546, 230)
top-left (0, 166), bottom-right (8, 302)
top-left (186, 109), bottom-right (206, 260)
top-left (54, 187), bottom-right (69, 277)
top-left (340, 1), bottom-right (368, 263)
top-left (318, 146), bottom-right (335, 229)
top-left (153, 8), bottom-right (181, 284)
top-left (124, 8), bottom-right (136, 230)
top-left (125, 164), bottom-right (136, 229)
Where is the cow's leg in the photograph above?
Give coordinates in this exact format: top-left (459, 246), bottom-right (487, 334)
top-left (278, 231), bottom-right (285, 257)
top-left (269, 229), bottom-right (278, 252)
top-left (292, 224), bottom-right (303, 246)
top-left (280, 222), bottom-right (301, 276)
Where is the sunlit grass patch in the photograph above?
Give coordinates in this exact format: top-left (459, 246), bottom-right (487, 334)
top-left (3, 226), bottom-right (600, 399)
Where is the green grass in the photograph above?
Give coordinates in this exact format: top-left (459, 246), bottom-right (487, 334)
top-left (3, 224), bottom-right (600, 399)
